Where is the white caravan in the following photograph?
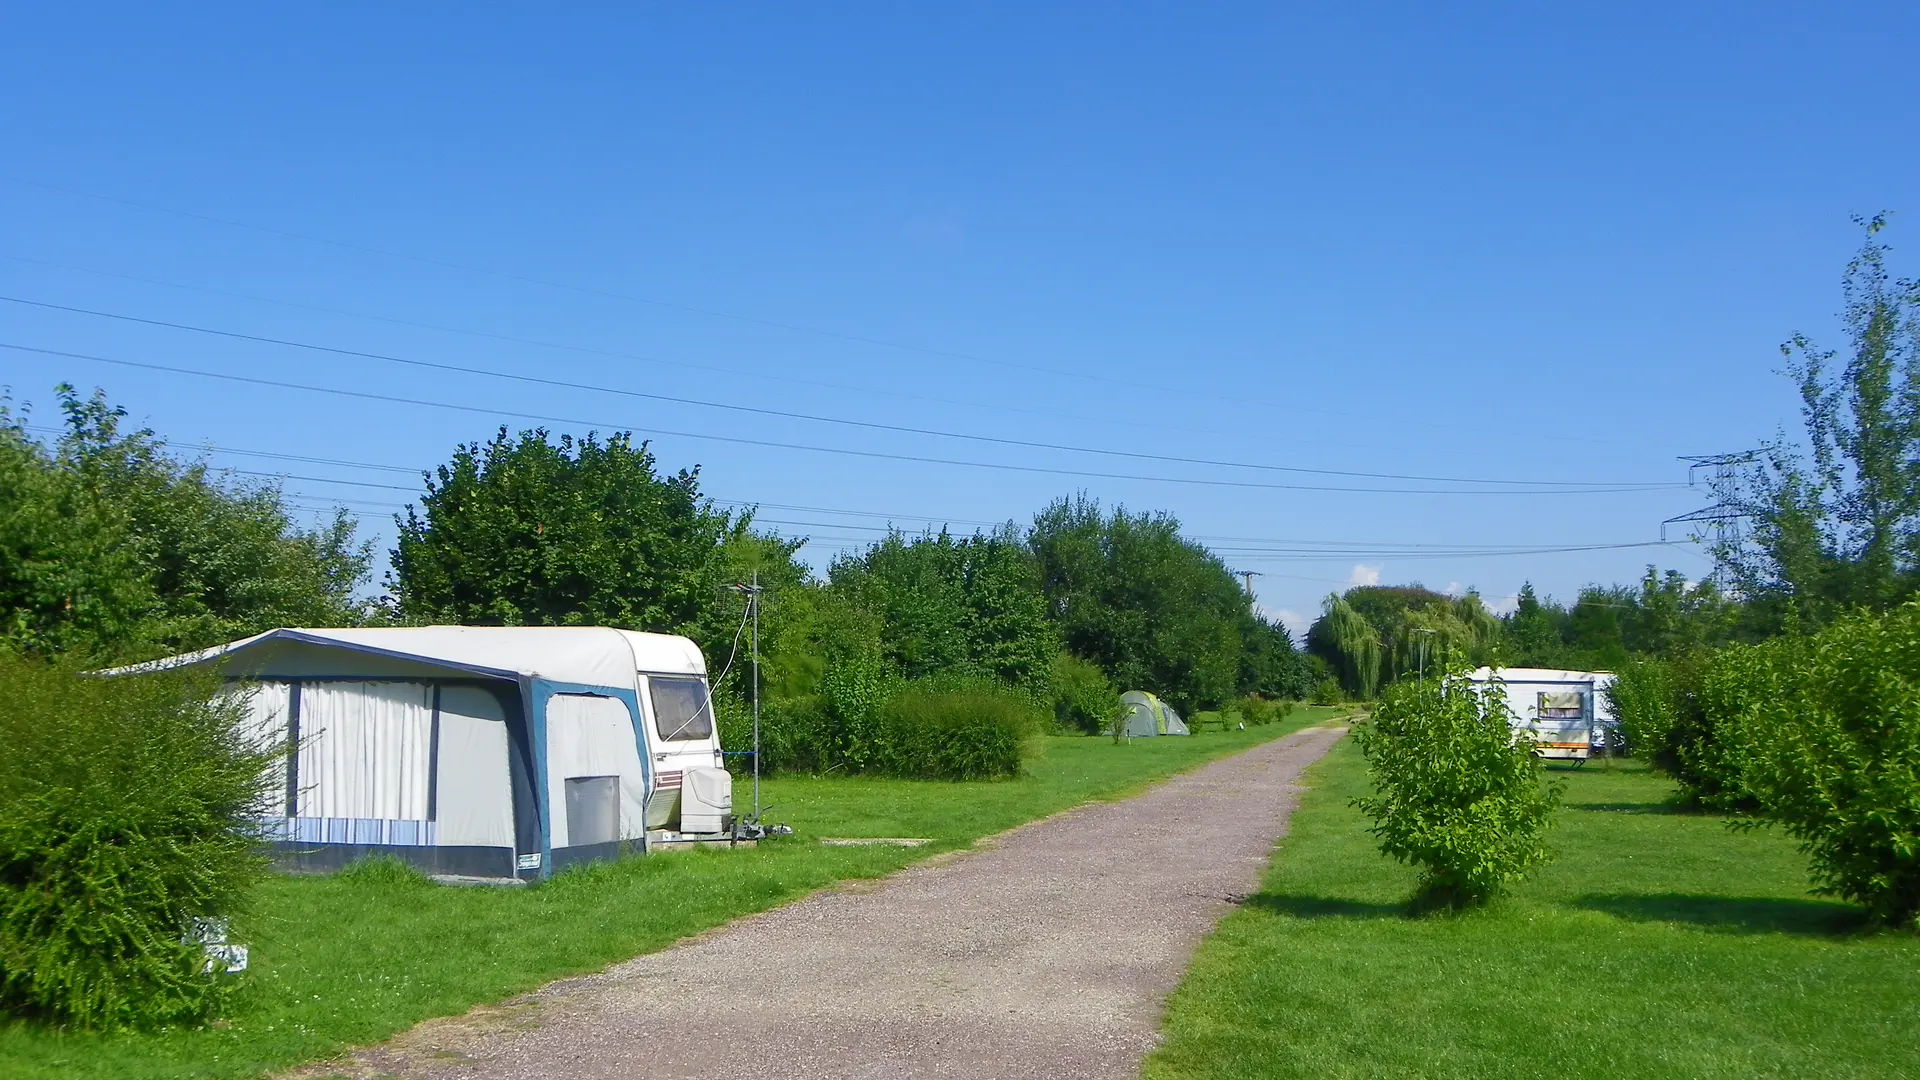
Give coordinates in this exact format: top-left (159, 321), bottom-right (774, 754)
top-left (117, 626), bottom-right (734, 880)
top-left (1466, 666), bottom-right (1618, 763)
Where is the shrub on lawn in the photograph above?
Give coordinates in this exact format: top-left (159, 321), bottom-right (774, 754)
top-left (1608, 654), bottom-right (1759, 810)
top-left (1730, 604), bottom-right (1920, 928)
top-left (1234, 695), bottom-right (1296, 727)
top-left (877, 681), bottom-right (1043, 780)
top-left (1309, 677), bottom-right (1346, 706)
top-left (1353, 670), bottom-right (1564, 908)
top-left (1049, 652), bottom-right (1119, 735)
top-left (0, 658), bottom-right (276, 1029)
top-left (751, 671), bottom-right (1041, 780)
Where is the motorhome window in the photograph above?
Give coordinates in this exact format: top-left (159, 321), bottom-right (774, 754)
top-left (649, 677), bottom-right (712, 741)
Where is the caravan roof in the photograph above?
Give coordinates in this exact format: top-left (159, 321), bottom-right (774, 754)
top-left (114, 626), bottom-right (706, 687)
top-left (1468, 666), bottom-right (1614, 684)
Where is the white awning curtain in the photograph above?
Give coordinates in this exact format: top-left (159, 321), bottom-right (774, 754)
top-left (297, 681), bottom-right (435, 821)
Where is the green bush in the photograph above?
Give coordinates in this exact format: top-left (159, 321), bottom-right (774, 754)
top-left (0, 659), bottom-right (276, 1029)
top-left (1730, 605), bottom-right (1920, 927)
top-left (1050, 652), bottom-right (1119, 735)
top-left (877, 682), bottom-right (1042, 780)
top-left (1309, 677), bottom-right (1346, 706)
top-left (1353, 671), bottom-right (1564, 907)
top-left (1608, 654), bottom-right (1756, 809)
top-left (1233, 695), bottom-right (1297, 727)
top-left (749, 671), bottom-right (1042, 781)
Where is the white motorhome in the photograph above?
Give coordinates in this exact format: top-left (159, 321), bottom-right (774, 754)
top-left (116, 626), bottom-right (734, 880)
top-left (1467, 666), bottom-right (1618, 762)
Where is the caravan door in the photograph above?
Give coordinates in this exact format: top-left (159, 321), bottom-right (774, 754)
top-left (639, 674), bottom-right (723, 831)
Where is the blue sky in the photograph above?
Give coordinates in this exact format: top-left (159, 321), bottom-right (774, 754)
top-left (4, 3), bottom-right (1917, 636)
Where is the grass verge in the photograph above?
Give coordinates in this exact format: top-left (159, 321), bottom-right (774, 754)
top-left (0, 709), bottom-right (1339, 1079)
top-left (1145, 739), bottom-right (1920, 1080)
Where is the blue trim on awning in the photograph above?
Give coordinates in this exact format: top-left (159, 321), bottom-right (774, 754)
top-left (528, 678), bottom-right (650, 879)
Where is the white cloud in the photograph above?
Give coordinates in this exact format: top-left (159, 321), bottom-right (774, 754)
top-left (1444, 581), bottom-right (1463, 596)
top-left (1262, 606), bottom-right (1313, 639)
top-left (1348, 564), bottom-right (1381, 587)
top-left (1488, 593), bottom-right (1521, 617)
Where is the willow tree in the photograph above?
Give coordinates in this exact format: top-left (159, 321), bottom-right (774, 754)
top-left (1307, 593), bottom-right (1382, 698)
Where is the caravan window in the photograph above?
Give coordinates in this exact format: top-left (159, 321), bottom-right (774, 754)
top-left (1537, 691), bottom-right (1586, 720)
top-left (648, 677), bottom-right (712, 741)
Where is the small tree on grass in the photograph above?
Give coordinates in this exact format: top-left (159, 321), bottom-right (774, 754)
top-left (1353, 671), bottom-right (1564, 908)
top-left (0, 659), bottom-right (276, 1029)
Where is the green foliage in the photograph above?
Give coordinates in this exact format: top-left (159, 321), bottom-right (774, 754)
top-left (1509, 571), bottom-right (1748, 670)
top-left (1728, 603), bottom-right (1920, 927)
top-left (390, 426), bottom-right (743, 634)
top-left (0, 659), bottom-right (276, 1029)
top-left (1233, 695), bottom-right (1297, 727)
top-left (749, 675), bottom-right (1041, 781)
top-left (1028, 495), bottom-right (1255, 714)
top-left (1607, 654), bottom-right (1757, 810)
top-left (1728, 215), bottom-right (1920, 628)
top-left (1353, 672), bottom-right (1564, 906)
top-left (1310, 585), bottom-right (1501, 697)
top-left (1238, 613), bottom-right (1315, 700)
top-left (0, 387), bottom-right (371, 661)
top-left (1306, 593), bottom-right (1380, 698)
top-left (827, 526), bottom-right (1056, 696)
top-left (1308, 677), bottom-right (1346, 706)
top-left (875, 682), bottom-right (1042, 780)
top-left (1049, 652), bottom-right (1119, 734)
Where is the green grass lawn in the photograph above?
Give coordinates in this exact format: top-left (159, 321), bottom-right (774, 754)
top-left (1146, 738), bottom-right (1920, 1080)
top-left (0, 710), bottom-right (1338, 1080)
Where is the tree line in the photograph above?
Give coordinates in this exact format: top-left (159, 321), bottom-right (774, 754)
top-left (0, 400), bottom-right (1312, 727)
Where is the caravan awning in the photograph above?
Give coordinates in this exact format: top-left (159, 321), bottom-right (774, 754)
top-left (105, 626), bottom-right (706, 686)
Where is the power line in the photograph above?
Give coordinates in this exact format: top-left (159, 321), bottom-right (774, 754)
top-left (13, 421), bottom-right (1693, 562)
top-left (0, 294), bottom-right (1677, 492)
top-left (0, 340), bottom-right (1679, 496)
top-left (0, 175), bottom-right (1397, 420)
top-left (1, 252), bottom-right (1205, 437)
top-left (2, 175), bottom-right (1628, 446)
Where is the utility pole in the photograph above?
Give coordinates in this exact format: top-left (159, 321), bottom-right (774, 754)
top-left (1238, 569), bottom-right (1262, 598)
top-left (750, 569), bottom-right (761, 823)
top-left (1663, 452), bottom-right (1758, 590)
top-left (726, 574), bottom-right (765, 826)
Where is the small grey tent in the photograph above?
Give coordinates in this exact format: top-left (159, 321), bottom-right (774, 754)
top-left (1118, 690), bottom-right (1190, 737)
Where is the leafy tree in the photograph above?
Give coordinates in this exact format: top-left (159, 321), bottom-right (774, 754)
top-left (1239, 611), bottom-right (1314, 700)
top-left (1027, 495), bottom-right (1252, 713)
top-left (1309, 585), bottom-right (1498, 695)
top-left (0, 386), bottom-right (370, 661)
top-left (828, 527), bottom-right (1056, 696)
top-left (1306, 593), bottom-right (1381, 698)
top-left (390, 427), bottom-right (743, 635)
top-left (1504, 583), bottom-right (1566, 666)
top-left (1354, 669), bottom-right (1565, 908)
top-left (1727, 215), bottom-right (1920, 627)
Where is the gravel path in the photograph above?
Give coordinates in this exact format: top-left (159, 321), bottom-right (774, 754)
top-left (340, 724), bottom-right (1346, 1080)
